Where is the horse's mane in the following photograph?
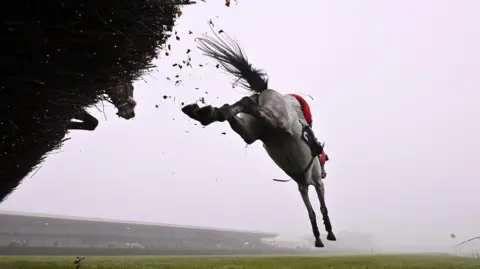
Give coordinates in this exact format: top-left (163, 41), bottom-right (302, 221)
top-left (196, 28), bottom-right (268, 93)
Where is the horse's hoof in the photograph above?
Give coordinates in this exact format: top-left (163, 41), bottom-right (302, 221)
top-left (314, 238), bottom-right (324, 248)
top-left (181, 103), bottom-right (200, 119)
top-left (327, 232), bottom-right (337, 241)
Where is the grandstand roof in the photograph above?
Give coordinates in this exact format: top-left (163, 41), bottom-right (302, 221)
top-left (0, 210), bottom-right (277, 238)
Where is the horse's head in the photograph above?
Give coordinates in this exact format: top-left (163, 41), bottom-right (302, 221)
top-left (319, 142), bottom-right (329, 179)
top-left (107, 82), bottom-right (137, 120)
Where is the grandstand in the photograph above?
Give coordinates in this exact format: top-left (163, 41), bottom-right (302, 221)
top-left (0, 210), bottom-right (294, 255)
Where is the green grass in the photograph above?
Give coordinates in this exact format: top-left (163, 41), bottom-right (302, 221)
top-left (1, 255), bottom-right (479, 269)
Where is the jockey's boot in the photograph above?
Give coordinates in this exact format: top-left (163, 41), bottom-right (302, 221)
top-left (304, 125), bottom-right (324, 156)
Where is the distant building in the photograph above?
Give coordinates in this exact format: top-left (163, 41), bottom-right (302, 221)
top-left (261, 235), bottom-right (313, 250)
top-left (0, 210), bottom-right (277, 251)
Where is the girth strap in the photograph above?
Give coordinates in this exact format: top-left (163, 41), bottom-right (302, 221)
top-left (285, 155), bottom-right (316, 182)
top-left (282, 122), bottom-right (319, 182)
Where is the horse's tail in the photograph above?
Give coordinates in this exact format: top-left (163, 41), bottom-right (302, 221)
top-left (196, 29), bottom-right (268, 93)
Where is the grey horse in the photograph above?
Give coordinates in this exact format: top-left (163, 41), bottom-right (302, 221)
top-left (182, 31), bottom-right (336, 248)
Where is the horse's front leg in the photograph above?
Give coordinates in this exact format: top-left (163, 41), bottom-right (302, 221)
top-left (314, 181), bottom-right (336, 241)
top-left (312, 162), bottom-right (336, 241)
top-left (298, 184), bottom-right (324, 248)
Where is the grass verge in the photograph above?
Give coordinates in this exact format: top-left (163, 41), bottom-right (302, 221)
top-left (0, 255), bottom-right (479, 269)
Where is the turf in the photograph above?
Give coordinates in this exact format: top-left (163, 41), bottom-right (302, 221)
top-left (0, 255), bottom-right (479, 269)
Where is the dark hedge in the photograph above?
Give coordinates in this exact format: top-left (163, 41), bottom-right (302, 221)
top-left (0, 0), bottom-right (193, 201)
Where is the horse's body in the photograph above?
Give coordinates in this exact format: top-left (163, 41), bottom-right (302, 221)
top-left (182, 31), bottom-right (335, 248)
top-left (67, 82), bottom-right (137, 131)
top-left (262, 94), bottom-right (322, 180)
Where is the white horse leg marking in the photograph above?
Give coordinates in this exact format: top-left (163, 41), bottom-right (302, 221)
top-left (298, 184), bottom-right (324, 248)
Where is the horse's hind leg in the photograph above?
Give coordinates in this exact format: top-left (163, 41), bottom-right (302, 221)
top-left (182, 89), bottom-right (289, 133)
top-left (298, 184), bottom-right (324, 248)
top-left (220, 92), bottom-right (290, 133)
top-left (182, 103), bottom-right (260, 144)
top-left (227, 114), bottom-right (260, 144)
top-left (182, 103), bottom-right (223, 126)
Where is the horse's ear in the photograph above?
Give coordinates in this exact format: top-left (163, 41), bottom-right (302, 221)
top-left (321, 141), bottom-right (325, 147)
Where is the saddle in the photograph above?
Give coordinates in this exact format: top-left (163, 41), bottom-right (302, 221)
top-left (288, 93), bottom-right (328, 165)
top-left (288, 93), bottom-right (313, 126)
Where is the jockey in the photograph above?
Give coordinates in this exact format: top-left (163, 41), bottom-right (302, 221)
top-left (287, 94), bottom-right (328, 163)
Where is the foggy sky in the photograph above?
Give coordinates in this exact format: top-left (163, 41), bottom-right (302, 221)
top-left (1, 0), bottom-right (479, 249)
